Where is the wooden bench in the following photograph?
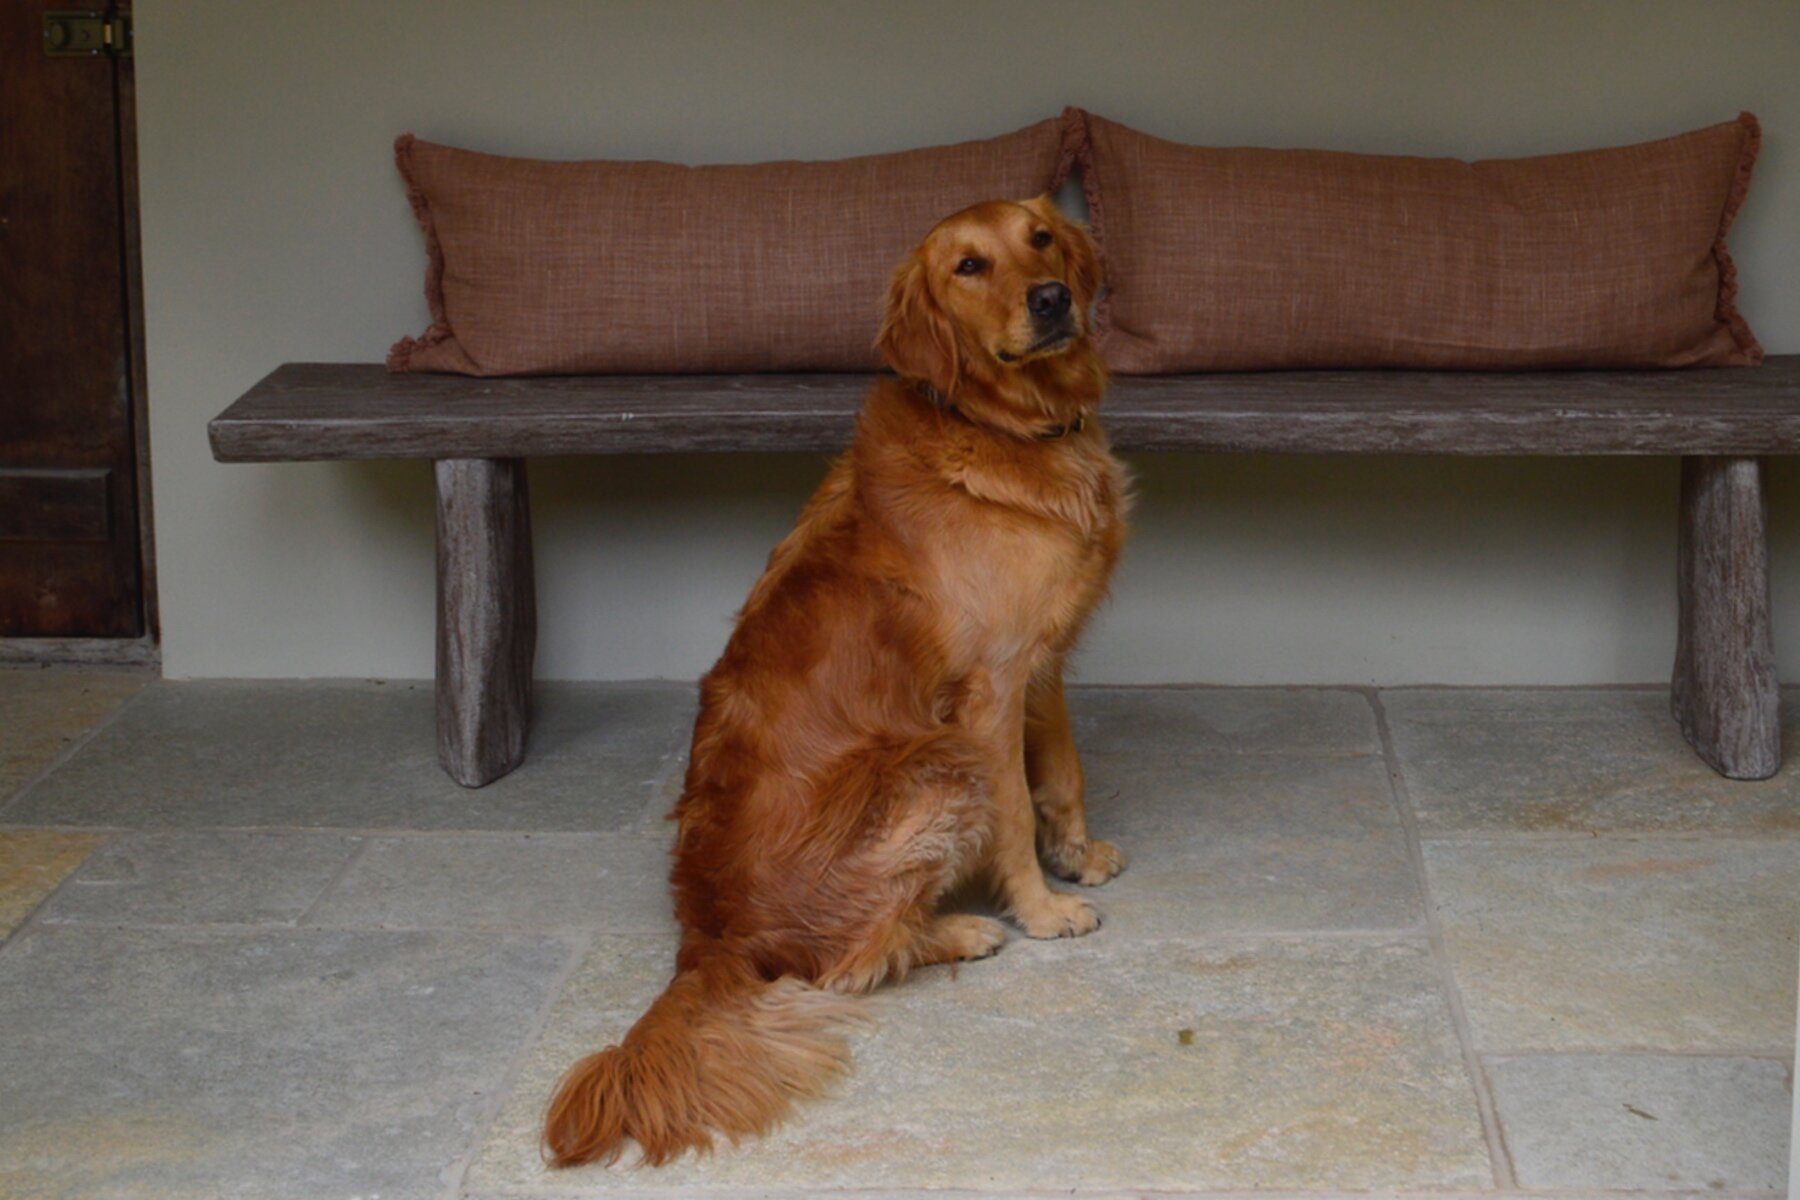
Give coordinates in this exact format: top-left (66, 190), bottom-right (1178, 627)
top-left (210, 359), bottom-right (1800, 787)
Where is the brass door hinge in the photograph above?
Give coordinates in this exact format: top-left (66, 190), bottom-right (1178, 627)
top-left (43, 11), bottom-right (132, 57)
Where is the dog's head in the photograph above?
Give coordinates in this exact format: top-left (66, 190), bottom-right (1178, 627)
top-left (877, 196), bottom-right (1102, 400)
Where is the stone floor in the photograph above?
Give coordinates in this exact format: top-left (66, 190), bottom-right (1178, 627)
top-left (0, 668), bottom-right (1793, 1199)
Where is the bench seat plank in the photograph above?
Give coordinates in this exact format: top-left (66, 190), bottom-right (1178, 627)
top-left (211, 358), bottom-right (1800, 462)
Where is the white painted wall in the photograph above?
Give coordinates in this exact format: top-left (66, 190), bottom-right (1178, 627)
top-left (136, 0), bottom-right (1800, 684)
top-left (1791, 958), bottom-right (1799, 1200)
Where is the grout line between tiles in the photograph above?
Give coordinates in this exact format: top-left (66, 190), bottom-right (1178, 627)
top-left (441, 928), bottom-right (595, 1200)
top-left (1480, 1045), bottom-right (1796, 1061)
top-left (0, 829), bottom-right (117, 955)
top-left (0, 679), bottom-right (157, 819)
top-left (1416, 827), bottom-right (1800, 843)
top-left (1365, 686), bottom-right (1518, 1190)
top-left (1070, 682), bottom-right (1383, 692)
top-left (1374, 682), bottom-right (1673, 692)
top-left (294, 834), bottom-right (377, 927)
top-left (1070, 681), bottom-right (1688, 693)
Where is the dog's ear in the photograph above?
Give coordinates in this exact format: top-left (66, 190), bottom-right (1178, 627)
top-left (877, 256), bottom-right (960, 397)
top-left (1023, 194), bottom-right (1103, 314)
top-left (1061, 218), bottom-right (1103, 315)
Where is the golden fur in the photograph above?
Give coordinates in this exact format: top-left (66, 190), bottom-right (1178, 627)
top-left (543, 196), bottom-right (1130, 1168)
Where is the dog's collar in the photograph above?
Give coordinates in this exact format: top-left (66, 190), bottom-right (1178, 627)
top-left (910, 380), bottom-right (1086, 442)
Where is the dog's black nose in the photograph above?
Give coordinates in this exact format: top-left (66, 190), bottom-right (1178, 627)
top-left (1027, 281), bottom-right (1072, 320)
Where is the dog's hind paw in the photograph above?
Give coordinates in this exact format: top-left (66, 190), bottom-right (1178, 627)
top-left (1045, 838), bottom-right (1127, 887)
top-left (1075, 838), bottom-right (1126, 885)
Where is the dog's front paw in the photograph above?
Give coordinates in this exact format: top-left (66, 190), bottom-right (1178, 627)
top-left (1044, 838), bottom-right (1127, 887)
top-left (1017, 891), bottom-right (1101, 939)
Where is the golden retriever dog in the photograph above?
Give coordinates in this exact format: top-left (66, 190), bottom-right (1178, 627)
top-left (543, 196), bottom-right (1129, 1168)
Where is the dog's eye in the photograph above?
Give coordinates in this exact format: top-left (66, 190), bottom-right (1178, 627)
top-left (954, 256), bottom-right (987, 276)
top-left (1030, 230), bottom-right (1054, 249)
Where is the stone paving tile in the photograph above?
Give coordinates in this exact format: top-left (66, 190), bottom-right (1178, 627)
top-left (0, 830), bottom-right (107, 938)
top-left (35, 831), bottom-right (361, 926)
top-left (0, 925), bottom-right (572, 1200)
top-left (1093, 835), bottom-right (1419, 938)
top-left (1070, 687), bottom-right (1380, 758)
top-left (1383, 688), bottom-right (1800, 835)
top-left (0, 668), bottom-right (146, 800)
top-left (307, 832), bottom-right (677, 933)
top-left (1085, 749), bottom-right (1403, 840)
top-left (6, 680), bottom-right (694, 831)
top-left (468, 934), bottom-right (1489, 1192)
top-left (1079, 752), bottom-right (1419, 936)
top-left (1425, 838), bottom-right (1800, 1052)
top-left (1489, 1053), bottom-right (1791, 1191)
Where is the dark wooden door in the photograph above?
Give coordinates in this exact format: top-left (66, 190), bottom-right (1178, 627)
top-left (0, 4), bottom-right (144, 637)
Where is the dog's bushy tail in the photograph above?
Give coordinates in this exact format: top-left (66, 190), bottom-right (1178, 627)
top-left (542, 951), bottom-right (867, 1168)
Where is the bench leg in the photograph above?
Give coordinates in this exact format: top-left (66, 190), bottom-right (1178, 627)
top-left (1672, 455), bottom-right (1780, 779)
top-left (435, 458), bottom-right (537, 787)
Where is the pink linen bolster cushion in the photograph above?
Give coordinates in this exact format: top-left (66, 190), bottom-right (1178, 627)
top-left (388, 119), bottom-right (1075, 376)
top-left (1065, 108), bottom-right (1762, 372)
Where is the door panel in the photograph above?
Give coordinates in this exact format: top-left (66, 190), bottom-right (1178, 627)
top-left (0, 468), bottom-right (113, 542)
top-left (0, 2), bottom-right (142, 636)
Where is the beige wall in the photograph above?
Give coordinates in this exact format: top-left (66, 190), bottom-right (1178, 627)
top-left (137, 0), bottom-right (1800, 684)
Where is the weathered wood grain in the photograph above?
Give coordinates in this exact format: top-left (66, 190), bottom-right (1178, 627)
top-left (435, 458), bottom-right (536, 787)
top-left (0, 468), bottom-right (112, 542)
top-left (1672, 456), bottom-right (1780, 779)
top-left (1, 7), bottom-right (144, 637)
top-left (0, 635), bottom-right (159, 668)
top-left (209, 358), bottom-right (1800, 461)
